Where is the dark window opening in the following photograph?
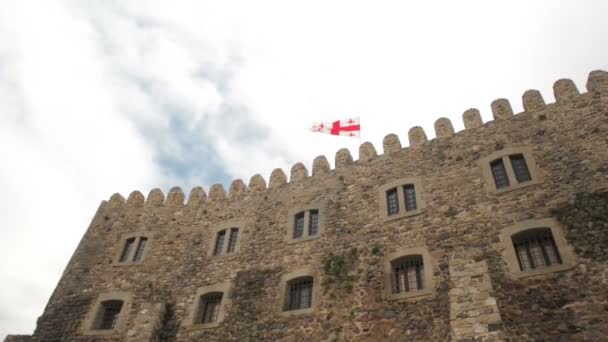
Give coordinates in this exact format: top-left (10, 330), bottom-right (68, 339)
top-left (309, 210), bottom-right (319, 236)
top-left (197, 292), bottom-right (223, 324)
top-left (226, 228), bottom-right (239, 253)
top-left (213, 230), bottom-right (226, 256)
top-left (490, 159), bottom-right (510, 189)
top-left (95, 300), bottom-right (123, 330)
top-left (286, 277), bottom-right (313, 311)
top-left (132, 237), bottom-right (147, 262)
top-left (512, 228), bottom-right (562, 271)
top-left (403, 185), bottom-right (417, 211)
top-left (293, 212), bottom-right (305, 239)
top-left (510, 154), bottom-right (531, 183)
top-left (392, 255), bottom-right (424, 293)
top-left (386, 188), bottom-right (399, 216)
top-left (119, 238), bottom-right (135, 263)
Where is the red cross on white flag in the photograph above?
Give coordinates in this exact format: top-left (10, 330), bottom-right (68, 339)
top-left (311, 117), bottom-right (360, 138)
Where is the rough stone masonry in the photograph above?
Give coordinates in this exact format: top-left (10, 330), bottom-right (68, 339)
top-left (5, 70), bottom-right (608, 341)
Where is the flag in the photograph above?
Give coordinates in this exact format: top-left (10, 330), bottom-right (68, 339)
top-left (311, 117), bottom-right (360, 138)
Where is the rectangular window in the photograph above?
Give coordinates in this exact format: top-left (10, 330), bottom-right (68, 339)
top-left (97, 300), bottom-right (123, 330)
top-left (119, 238), bottom-right (135, 263)
top-left (132, 237), bottom-right (147, 262)
top-left (293, 212), bottom-right (305, 239)
top-left (490, 159), bottom-right (510, 189)
top-left (199, 293), bottom-right (223, 324)
top-left (213, 230), bottom-right (226, 256)
top-left (510, 154), bottom-right (531, 183)
top-left (513, 229), bottom-right (562, 271)
top-left (393, 256), bottom-right (424, 293)
top-left (308, 210), bottom-right (319, 236)
top-left (386, 188), bottom-right (399, 216)
top-left (403, 185), bottom-right (417, 211)
top-left (287, 278), bottom-right (313, 310)
top-left (226, 228), bottom-right (239, 253)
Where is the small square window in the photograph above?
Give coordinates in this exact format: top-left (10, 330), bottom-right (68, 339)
top-left (286, 277), bottom-right (313, 311)
top-left (115, 235), bottom-right (149, 264)
top-left (393, 255), bottom-right (424, 293)
top-left (186, 282), bottom-right (232, 329)
top-left (379, 178), bottom-right (424, 222)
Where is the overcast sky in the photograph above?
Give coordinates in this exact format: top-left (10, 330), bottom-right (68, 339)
top-left (1, 0), bottom-right (607, 338)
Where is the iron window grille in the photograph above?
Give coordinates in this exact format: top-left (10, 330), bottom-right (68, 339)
top-left (293, 212), bottom-right (305, 239)
top-left (403, 185), bottom-right (417, 211)
top-left (512, 228), bottom-right (562, 271)
top-left (392, 255), bottom-right (424, 293)
top-left (95, 300), bottom-right (123, 330)
top-left (213, 230), bottom-right (226, 256)
top-left (286, 277), bottom-right (313, 311)
top-left (386, 188), bottom-right (399, 216)
top-left (132, 237), bottom-right (147, 262)
top-left (510, 154), bottom-right (532, 183)
top-left (309, 210), bottom-right (319, 236)
top-left (197, 292), bottom-right (223, 324)
top-left (226, 228), bottom-right (239, 253)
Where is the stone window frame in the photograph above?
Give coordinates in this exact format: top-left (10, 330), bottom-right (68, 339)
top-left (479, 146), bottom-right (540, 194)
top-left (383, 247), bottom-right (435, 301)
top-left (207, 221), bottom-right (247, 258)
top-left (500, 218), bottom-right (576, 279)
top-left (82, 291), bottom-right (131, 335)
top-left (378, 177), bottom-right (425, 222)
top-left (185, 282), bottom-right (232, 330)
top-left (285, 202), bottom-right (326, 244)
top-left (112, 231), bottom-right (151, 265)
top-left (278, 268), bottom-right (321, 316)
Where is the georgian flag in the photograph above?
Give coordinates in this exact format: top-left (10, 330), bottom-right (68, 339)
top-left (310, 117), bottom-right (360, 138)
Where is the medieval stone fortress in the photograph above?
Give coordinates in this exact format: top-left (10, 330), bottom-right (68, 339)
top-left (6, 70), bottom-right (608, 342)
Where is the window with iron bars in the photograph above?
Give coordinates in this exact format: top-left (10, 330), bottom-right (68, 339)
top-left (197, 292), bottom-right (223, 324)
top-left (95, 300), bottom-right (123, 330)
top-left (392, 255), bottom-right (424, 293)
top-left (512, 228), bottom-right (562, 271)
top-left (286, 277), bottom-right (313, 311)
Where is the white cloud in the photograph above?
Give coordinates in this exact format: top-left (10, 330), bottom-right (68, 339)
top-left (1, 0), bottom-right (608, 338)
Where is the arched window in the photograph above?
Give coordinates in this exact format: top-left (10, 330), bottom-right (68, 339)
top-left (94, 300), bottom-right (124, 330)
top-left (512, 228), bottom-right (562, 271)
top-left (501, 218), bottom-right (576, 278)
top-left (285, 276), bottom-right (313, 311)
top-left (391, 255), bottom-right (425, 293)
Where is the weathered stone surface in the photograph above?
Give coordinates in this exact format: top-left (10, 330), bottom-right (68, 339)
top-left (15, 70), bottom-right (608, 342)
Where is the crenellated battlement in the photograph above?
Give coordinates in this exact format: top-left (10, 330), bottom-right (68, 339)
top-left (102, 70), bottom-right (608, 211)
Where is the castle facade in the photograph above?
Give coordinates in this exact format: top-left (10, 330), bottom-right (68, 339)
top-left (6, 70), bottom-right (608, 341)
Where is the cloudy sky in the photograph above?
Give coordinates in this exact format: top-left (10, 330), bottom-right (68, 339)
top-left (0, 0), bottom-right (607, 337)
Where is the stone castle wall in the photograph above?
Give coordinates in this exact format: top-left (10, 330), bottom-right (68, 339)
top-left (7, 70), bottom-right (608, 341)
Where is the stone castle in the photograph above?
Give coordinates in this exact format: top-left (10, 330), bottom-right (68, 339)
top-left (6, 70), bottom-right (608, 342)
